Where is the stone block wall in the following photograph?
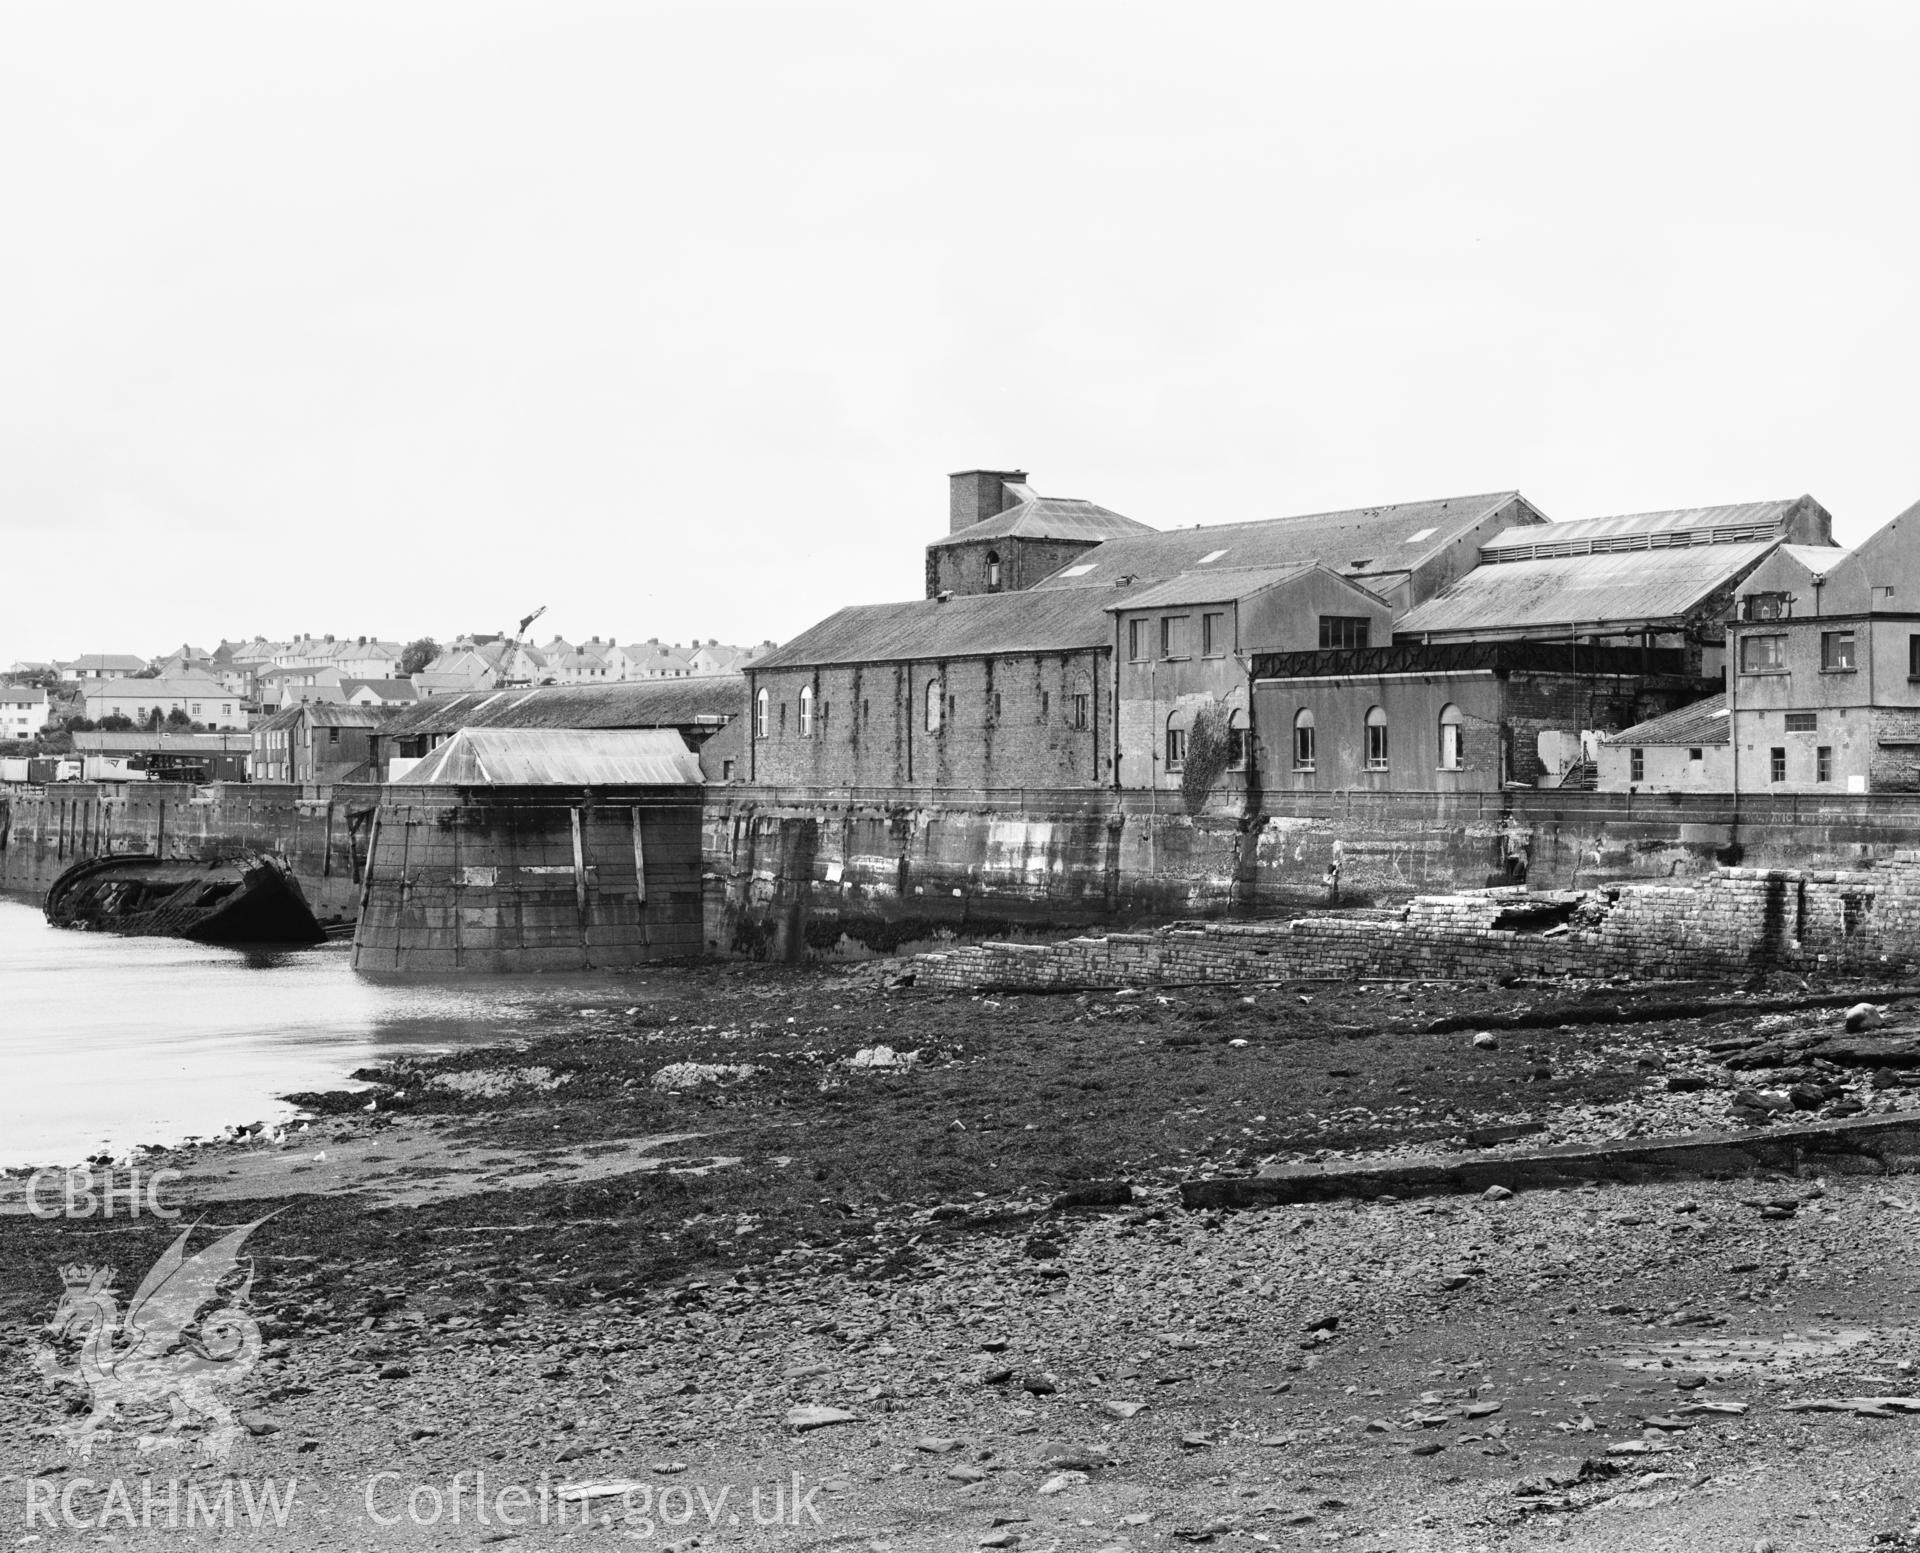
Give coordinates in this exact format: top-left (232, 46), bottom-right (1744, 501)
top-left (914, 861), bottom-right (1920, 991)
top-left (352, 787), bottom-right (704, 973)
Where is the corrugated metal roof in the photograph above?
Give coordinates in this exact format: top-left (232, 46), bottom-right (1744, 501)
top-left (395, 728), bottom-right (704, 786)
top-left (752, 589), bottom-right (1120, 669)
top-left (1029, 492), bottom-right (1527, 590)
top-left (381, 677), bottom-right (745, 737)
top-left (1605, 694), bottom-right (1729, 747)
top-left (926, 497), bottom-right (1153, 549)
top-left (1480, 500), bottom-right (1805, 561)
top-left (1395, 542), bottom-right (1776, 637)
top-left (73, 731), bottom-right (253, 754)
top-left (1107, 563), bottom-right (1320, 610)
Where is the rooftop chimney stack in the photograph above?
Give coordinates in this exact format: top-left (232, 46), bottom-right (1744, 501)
top-left (948, 469), bottom-right (1029, 535)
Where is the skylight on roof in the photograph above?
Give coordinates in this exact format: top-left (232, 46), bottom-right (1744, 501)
top-left (1197, 549), bottom-right (1228, 564)
top-left (1405, 527), bottom-right (1436, 544)
top-left (1057, 564), bottom-right (1096, 577)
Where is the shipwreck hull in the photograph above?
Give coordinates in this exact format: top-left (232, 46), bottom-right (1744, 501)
top-left (43, 854), bottom-right (326, 944)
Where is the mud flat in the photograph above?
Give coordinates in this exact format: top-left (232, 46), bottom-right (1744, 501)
top-left (4, 963), bottom-right (1920, 1549)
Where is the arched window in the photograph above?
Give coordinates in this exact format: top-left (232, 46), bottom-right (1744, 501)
top-left (754, 689), bottom-right (769, 739)
top-left (986, 551), bottom-right (1002, 591)
top-left (1228, 707), bottom-right (1250, 769)
top-left (1365, 705), bottom-right (1389, 771)
top-left (1293, 708), bottom-right (1316, 771)
top-left (1438, 703), bottom-right (1464, 770)
top-left (925, 680), bottom-right (942, 733)
top-left (1164, 711), bottom-right (1187, 770)
top-left (799, 685), bottom-right (814, 738)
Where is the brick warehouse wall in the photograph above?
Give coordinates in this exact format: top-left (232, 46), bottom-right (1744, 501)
top-left (746, 652), bottom-right (1110, 789)
top-left (914, 863), bottom-right (1920, 991)
top-left (352, 787), bottom-right (704, 972)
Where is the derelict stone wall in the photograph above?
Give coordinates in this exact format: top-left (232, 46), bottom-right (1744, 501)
top-left (913, 861), bottom-right (1920, 991)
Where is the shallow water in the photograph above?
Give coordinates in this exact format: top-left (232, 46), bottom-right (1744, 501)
top-left (0, 896), bottom-right (648, 1168)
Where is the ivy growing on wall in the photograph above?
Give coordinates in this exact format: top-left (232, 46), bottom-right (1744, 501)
top-left (1181, 698), bottom-right (1235, 804)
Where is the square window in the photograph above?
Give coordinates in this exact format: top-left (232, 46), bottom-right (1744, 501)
top-left (1160, 616), bottom-right (1189, 659)
top-left (1817, 745), bottom-right (1832, 782)
top-left (1295, 724), bottom-right (1315, 771)
top-left (1784, 711), bottom-right (1817, 732)
top-left (1165, 727), bottom-right (1186, 769)
top-left (1071, 694), bottom-right (1089, 730)
top-left (1319, 616), bottom-right (1371, 651)
top-left (1821, 630), bottom-right (1856, 671)
top-left (1630, 747), bottom-right (1644, 783)
top-left (1770, 746), bottom-right (1786, 782)
top-left (1741, 634), bottom-right (1787, 672)
top-left (1201, 612), bottom-right (1226, 657)
top-left (1128, 620), bottom-right (1147, 662)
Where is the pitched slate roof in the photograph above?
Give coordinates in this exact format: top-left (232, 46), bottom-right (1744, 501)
top-left (753, 589), bottom-right (1123, 669)
top-left (1395, 543), bottom-right (1776, 637)
top-left (69, 654), bottom-right (150, 674)
top-left (1108, 563), bottom-right (1322, 610)
top-left (1604, 694), bottom-right (1729, 747)
top-left (86, 674), bottom-right (235, 698)
top-left (396, 728), bottom-right (703, 786)
top-left (926, 496), bottom-right (1153, 549)
top-left (381, 677), bottom-right (745, 736)
top-left (257, 702), bottom-right (396, 732)
top-left (340, 678), bottom-right (419, 702)
top-left (1029, 492), bottom-right (1529, 591)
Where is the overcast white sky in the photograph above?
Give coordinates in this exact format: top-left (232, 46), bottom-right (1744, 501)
top-left (2, 1), bottom-right (1914, 661)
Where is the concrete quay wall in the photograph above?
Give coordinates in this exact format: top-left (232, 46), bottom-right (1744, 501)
top-left (0, 781), bottom-right (382, 920)
top-left (351, 788), bottom-right (705, 973)
top-left (15, 780), bottom-right (1920, 964)
top-left (704, 785), bottom-right (1920, 956)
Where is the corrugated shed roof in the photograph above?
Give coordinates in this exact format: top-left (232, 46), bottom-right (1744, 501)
top-left (1107, 563), bottom-right (1320, 610)
top-left (395, 728), bottom-right (704, 786)
top-left (1481, 500), bottom-right (1807, 561)
top-left (382, 677), bottom-right (745, 736)
top-left (1029, 492), bottom-right (1526, 590)
top-left (74, 731), bottom-right (252, 754)
top-left (1395, 542), bottom-right (1776, 636)
top-left (752, 589), bottom-right (1120, 669)
top-left (926, 496), bottom-right (1153, 548)
top-left (1605, 694), bottom-right (1729, 747)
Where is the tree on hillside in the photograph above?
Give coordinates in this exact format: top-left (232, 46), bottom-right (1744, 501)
top-left (144, 708), bottom-right (164, 731)
top-left (97, 714), bottom-right (133, 732)
top-left (399, 638), bottom-right (440, 676)
top-left (63, 715), bottom-right (97, 733)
